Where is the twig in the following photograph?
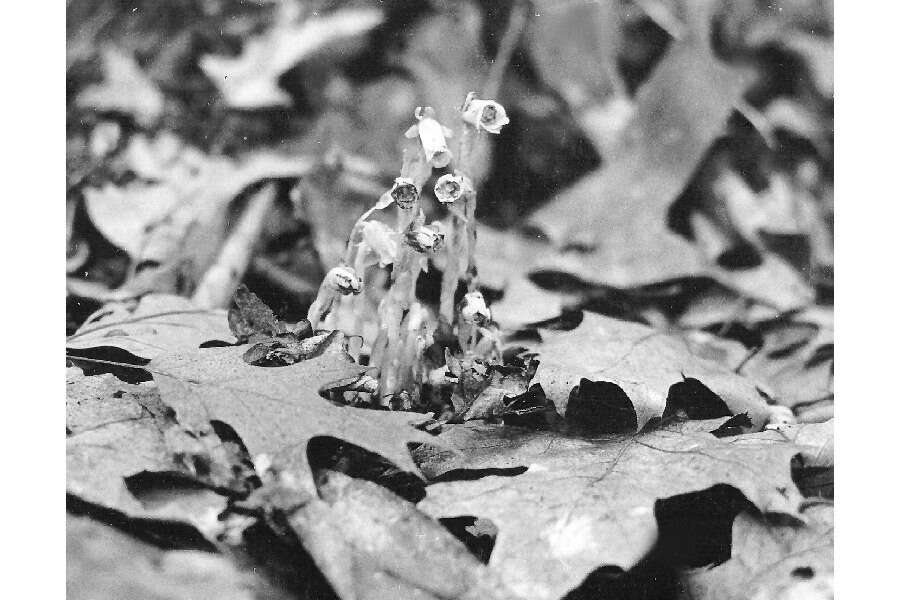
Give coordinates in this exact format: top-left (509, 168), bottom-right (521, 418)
top-left (66, 278), bottom-right (136, 304)
top-left (192, 184), bottom-right (277, 309)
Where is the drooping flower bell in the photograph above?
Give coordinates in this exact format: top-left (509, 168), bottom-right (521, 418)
top-left (324, 265), bottom-right (363, 295)
top-left (461, 92), bottom-right (509, 134)
top-left (459, 290), bottom-right (491, 325)
top-left (405, 106), bottom-right (453, 168)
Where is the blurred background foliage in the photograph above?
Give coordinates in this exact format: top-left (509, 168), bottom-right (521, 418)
top-left (66, 0), bottom-right (833, 340)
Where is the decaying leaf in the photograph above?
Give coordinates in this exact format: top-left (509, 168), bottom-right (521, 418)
top-left (679, 504), bottom-right (833, 600)
top-left (225, 284), bottom-right (319, 366)
top-left (532, 313), bottom-right (777, 432)
top-left (515, 5), bottom-right (814, 312)
top-left (76, 46), bottom-right (165, 127)
top-left (228, 284), bottom-right (291, 341)
top-left (528, 12), bottom-right (747, 281)
top-left (67, 294), bottom-right (235, 361)
top-left (82, 140), bottom-right (312, 297)
top-left (417, 419), bottom-right (823, 600)
top-left (151, 334), bottom-right (434, 491)
top-left (738, 312), bottom-right (833, 415)
top-left (200, 6), bottom-right (384, 108)
top-left (526, 0), bottom-right (633, 153)
top-left (83, 182), bottom-right (182, 258)
top-left (282, 470), bottom-right (514, 600)
top-left (66, 369), bottom-right (236, 519)
top-left (67, 515), bottom-right (280, 600)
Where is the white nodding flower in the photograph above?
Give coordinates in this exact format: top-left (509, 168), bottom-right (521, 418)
top-left (325, 266), bottom-right (362, 295)
top-left (434, 173), bottom-right (467, 204)
top-left (405, 223), bottom-right (445, 253)
top-left (460, 290), bottom-right (491, 325)
top-left (389, 176), bottom-right (419, 209)
top-left (405, 106), bottom-right (453, 168)
top-left (461, 92), bottom-right (509, 134)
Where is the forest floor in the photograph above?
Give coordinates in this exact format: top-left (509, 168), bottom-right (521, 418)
top-left (64, 2), bottom-right (834, 599)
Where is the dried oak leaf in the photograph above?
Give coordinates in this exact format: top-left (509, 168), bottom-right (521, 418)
top-left (280, 470), bottom-right (515, 600)
top-left (528, 17), bottom-right (746, 283)
top-left (679, 504), bottom-right (833, 600)
top-left (75, 46), bottom-right (165, 127)
top-left (66, 370), bottom-right (236, 521)
top-left (532, 313), bottom-right (776, 432)
top-left (228, 284), bottom-right (290, 341)
top-left (522, 8), bottom-right (812, 312)
top-left (83, 182), bottom-right (181, 258)
top-left (417, 419), bottom-right (820, 600)
top-left (526, 0), bottom-right (633, 153)
top-left (67, 515), bottom-right (286, 600)
top-left (738, 312), bottom-right (834, 418)
top-left (82, 140), bottom-right (311, 296)
top-left (151, 335), bottom-right (434, 490)
top-left (67, 294), bottom-right (236, 361)
top-left (200, 7), bottom-right (383, 109)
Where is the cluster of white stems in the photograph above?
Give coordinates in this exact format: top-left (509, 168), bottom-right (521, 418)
top-left (307, 92), bottom-right (509, 408)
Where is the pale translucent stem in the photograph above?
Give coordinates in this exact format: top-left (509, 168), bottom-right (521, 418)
top-left (307, 287), bottom-right (337, 331)
top-left (463, 191), bottom-right (478, 291)
top-left (438, 220), bottom-right (459, 322)
top-left (454, 126), bottom-right (480, 292)
top-left (395, 302), bottom-right (427, 404)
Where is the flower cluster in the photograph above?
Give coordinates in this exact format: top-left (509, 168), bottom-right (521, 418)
top-left (308, 92), bottom-right (509, 408)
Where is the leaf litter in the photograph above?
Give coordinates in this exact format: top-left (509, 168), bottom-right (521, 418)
top-left (66, 1), bottom-right (833, 598)
top-left (67, 294), bottom-right (235, 361)
top-left (414, 418), bottom-right (831, 600)
top-left (150, 333), bottom-right (434, 489)
top-left (532, 312), bottom-right (779, 432)
top-left (66, 367), bottom-right (246, 528)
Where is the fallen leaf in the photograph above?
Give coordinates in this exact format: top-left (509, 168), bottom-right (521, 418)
top-left (83, 182), bottom-right (182, 257)
top-left (526, 0), bottom-right (633, 153)
top-left (528, 12), bottom-right (747, 277)
top-left (67, 514), bottom-right (278, 600)
top-left (67, 294), bottom-right (235, 361)
top-left (76, 46), bottom-right (165, 127)
top-left (228, 284), bottom-right (290, 341)
top-left (462, 362), bottom-right (537, 422)
top-left (738, 313), bottom-right (833, 412)
top-left (416, 419), bottom-right (813, 600)
top-left (200, 7), bottom-right (384, 109)
top-left (151, 334), bottom-right (434, 490)
top-left (282, 470), bottom-right (514, 600)
top-left (66, 370), bottom-right (235, 517)
top-left (517, 6), bottom-right (814, 312)
top-left (532, 313), bottom-right (776, 432)
top-left (66, 367), bottom-right (147, 435)
top-left (679, 504), bottom-right (833, 600)
top-left (82, 140), bottom-right (313, 296)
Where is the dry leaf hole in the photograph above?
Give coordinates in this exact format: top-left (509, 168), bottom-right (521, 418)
top-left (566, 379), bottom-right (638, 434)
top-left (306, 436), bottom-right (427, 503)
top-left (66, 346), bottom-right (152, 383)
top-left (437, 516), bottom-right (498, 565)
top-left (562, 485), bottom-right (754, 599)
top-left (66, 492), bottom-right (217, 552)
top-left (665, 378), bottom-right (733, 421)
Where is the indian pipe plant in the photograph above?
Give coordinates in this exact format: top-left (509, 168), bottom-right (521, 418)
top-left (307, 92), bottom-right (510, 411)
